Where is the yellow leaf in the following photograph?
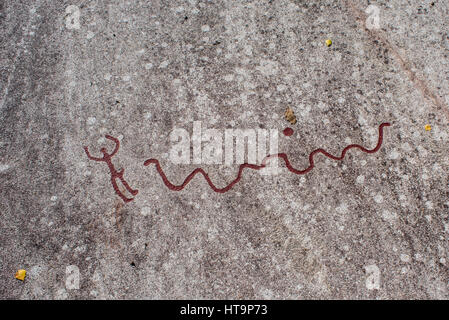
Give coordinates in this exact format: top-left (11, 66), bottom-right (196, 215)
top-left (15, 269), bottom-right (26, 281)
top-left (284, 107), bottom-right (297, 125)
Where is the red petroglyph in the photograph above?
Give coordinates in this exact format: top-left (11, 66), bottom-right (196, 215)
top-left (283, 127), bottom-right (294, 136)
top-left (85, 123), bottom-right (390, 202)
top-left (144, 123), bottom-right (390, 194)
top-left (84, 135), bottom-right (138, 203)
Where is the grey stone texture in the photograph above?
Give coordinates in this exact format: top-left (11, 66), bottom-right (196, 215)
top-left (0, 0), bottom-right (448, 299)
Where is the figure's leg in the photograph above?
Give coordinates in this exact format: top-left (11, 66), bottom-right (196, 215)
top-left (111, 177), bottom-right (134, 202)
top-left (118, 174), bottom-right (139, 196)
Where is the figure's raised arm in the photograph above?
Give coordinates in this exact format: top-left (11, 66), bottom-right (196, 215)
top-left (105, 135), bottom-right (120, 156)
top-left (84, 146), bottom-right (104, 161)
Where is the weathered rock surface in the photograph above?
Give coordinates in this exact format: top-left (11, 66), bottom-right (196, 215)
top-left (0, 0), bottom-right (448, 299)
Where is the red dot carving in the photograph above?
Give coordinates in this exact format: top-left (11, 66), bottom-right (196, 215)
top-left (283, 127), bottom-right (294, 136)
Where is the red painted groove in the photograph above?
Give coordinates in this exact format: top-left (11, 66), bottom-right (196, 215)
top-left (283, 127), bottom-right (294, 136)
top-left (84, 135), bottom-right (138, 202)
top-left (144, 122), bottom-right (391, 193)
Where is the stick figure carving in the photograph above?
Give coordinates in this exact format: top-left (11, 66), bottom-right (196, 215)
top-left (84, 135), bottom-right (138, 202)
